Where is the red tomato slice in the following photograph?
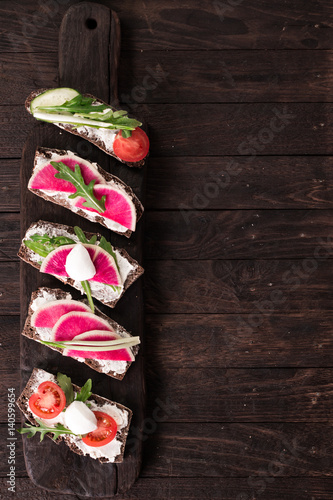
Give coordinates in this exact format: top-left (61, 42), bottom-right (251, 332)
top-left (29, 381), bottom-right (66, 419)
top-left (113, 127), bottom-right (149, 162)
top-left (82, 411), bottom-right (117, 447)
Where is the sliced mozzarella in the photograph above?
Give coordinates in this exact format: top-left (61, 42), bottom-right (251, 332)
top-left (65, 244), bottom-right (96, 281)
top-left (64, 401), bottom-right (97, 435)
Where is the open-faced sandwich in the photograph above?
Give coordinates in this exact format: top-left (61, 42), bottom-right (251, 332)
top-left (28, 147), bottom-right (143, 237)
top-left (25, 88), bottom-right (149, 167)
top-left (23, 287), bottom-right (140, 380)
top-left (18, 221), bottom-right (144, 308)
top-left (17, 369), bottom-right (132, 463)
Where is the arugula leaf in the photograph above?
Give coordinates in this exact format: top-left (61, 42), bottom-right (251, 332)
top-left (24, 239), bottom-right (50, 258)
top-left (18, 418), bottom-right (78, 442)
top-left (74, 226), bottom-right (88, 244)
top-left (51, 162), bottom-right (106, 214)
top-left (88, 235), bottom-right (97, 245)
top-left (56, 373), bottom-right (74, 406)
top-left (98, 236), bottom-right (120, 274)
top-left (24, 235), bottom-right (75, 258)
top-left (75, 379), bottom-right (92, 403)
top-left (34, 92), bottom-right (141, 135)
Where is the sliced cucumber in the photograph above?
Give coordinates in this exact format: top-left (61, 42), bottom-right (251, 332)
top-left (30, 88), bottom-right (80, 114)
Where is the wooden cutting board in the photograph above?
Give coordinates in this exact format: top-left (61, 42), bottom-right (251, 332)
top-left (19, 3), bottom-right (146, 496)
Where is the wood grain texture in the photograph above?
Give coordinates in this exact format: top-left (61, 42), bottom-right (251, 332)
top-left (146, 156), bottom-right (333, 210)
top-left (118, 50), bottom-right (333, 103)
top-left (0, 0), bottom-right (332, 497)
top-left (4, 312), bottom-right (333, 369)
top-left (145, 313), bottom-right (333, 368)
top-left (5, 258), bottom-right (333, 315)
top-left (19, 3), bottom-right (145, 497)
top-left (5, 209), bottom-right (333, 261)
top-left (2, 156), bottom-right (333, 212)
top-left (1, 477), bottom-right (333, 500)
top-left (1, 423), bottom-right (333, 477)
top-left (2, 367), bottom-right (333, 422)
top-left (0, 0), bottom-right (332, 52)
top-left (144, 260), bottom-right (333, 314)
top-left (0, 160), bottom-right (21, 211)
top-left (1, 102), bottom-right (331, 158)
top-left (2, 50), bottom-right (332, 105)
top-left (145, 210), bottom-right (333, 260)
top-left (0, 262), bottom-right (19, 314)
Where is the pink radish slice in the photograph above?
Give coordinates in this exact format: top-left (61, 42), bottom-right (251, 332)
top-left (53, 311), bottom-right (114, 341)
top-left (29, 157), bottom-right (105, 193)
top-left (90, 246), bottom-right (121, 285)
top-left (31, 299), bottom-right (91, 328)
top-left (39, 244), bottom-right (120, 286)
top-left (74, 184), bottom-right (136, 231)
top-left (63, 330), bottom-right (135, 361)
top-left (40, 244), bottom-right (76, 277)
top-left (40, 244), bottom-right (96, 278)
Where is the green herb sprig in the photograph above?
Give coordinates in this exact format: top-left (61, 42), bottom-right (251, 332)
top-left (51, 161), bottom-right (106, 213)
top-left (24, 234), bottom-right (76, 257)
top-left (23, 227), bottom-right (122, 300)
top-left (57, 373), bottom-right (74, 406)
top-left (75, 379), bottom-right (92, 403)
top-left (34, 93), bottom-right (141, 137)
top-left (41, 336), bottom-right (140, 353)
top-left (18, 418), bottom-right (78, 442)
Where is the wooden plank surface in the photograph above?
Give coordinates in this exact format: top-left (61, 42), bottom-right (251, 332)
top-left (1, 102), bottom-right (332, 157)
top-left (5, 209), bottom-right (333, 261)
top-left (2, 422), bottom-right (333, 477)
top-left (5, 258), bottom-right (333, 315)
top-left (0, 0), bottom-right (332, 498)
top-left (3, 156), bottom-right (333, 212)
top-left (2, 477), bottom-right (333, 500)
top-left (3, 312), bottom-right (333, 368)
top-left (2, 50), bottom-right (333, 105)
top-left (0, 0), bottom-right (332, 52)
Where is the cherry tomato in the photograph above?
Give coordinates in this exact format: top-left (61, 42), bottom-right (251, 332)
top-left (113, 127), bottom-right (149, 162)
top-left (29, 381), bottom-right (66, 419)
top-left (82, 411), bottom-right (117, 447)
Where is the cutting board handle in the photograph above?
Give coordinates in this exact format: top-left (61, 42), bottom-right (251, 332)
top-left (59, 2), bottom-right (121, 105)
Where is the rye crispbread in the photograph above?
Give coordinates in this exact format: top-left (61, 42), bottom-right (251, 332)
top-left (29, 147), bottom-right (144, 238)
top-left (25, 89), bottom-right (148, 168)
top-left (18, 220), bottom-right (144, 309)
top-left (16, 368), bottom-right (132, 463)
top-left (22, 287), bottom-right (140, 380)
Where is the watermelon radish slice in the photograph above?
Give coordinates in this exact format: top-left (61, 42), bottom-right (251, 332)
top-left (53, 311), bottom-right (113, 341)
top-left (74, 184), bottom-right (136, 231)
top-left (63, 331), bottom-right (135, 361)
top-left (91, 246), bottom-right (121, 285)
top-left (29, 156), bottom-right (105, 193)
top-left (31, 299), bottom-right (91, 328)
top-left (40, 244), bottom-right (121, 286)
top-left (40, 244), bottom-right (95, 277)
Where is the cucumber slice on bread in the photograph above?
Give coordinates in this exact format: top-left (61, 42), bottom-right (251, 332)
top-left (30, 88), bottom-right (80, 114)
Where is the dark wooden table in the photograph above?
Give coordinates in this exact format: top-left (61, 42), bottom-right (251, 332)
top-left (1, 1), bottom-right (333, 499)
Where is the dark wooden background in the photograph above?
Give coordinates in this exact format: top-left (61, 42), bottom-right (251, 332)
top-left (0, 1), bottom-right (333, 498)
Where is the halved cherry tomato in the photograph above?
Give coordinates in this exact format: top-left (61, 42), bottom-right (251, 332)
top-left (82, 411), bottom-right (117, 447)
top-left (29, 381), bottom-right (66, 419)
top-left (113, 127), bottom-right (149, 162)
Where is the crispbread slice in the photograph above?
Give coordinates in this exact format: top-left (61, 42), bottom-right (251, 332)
top-left (22, 287), bottom-right (140, 380)
top-left (16, 368), bottom-right (132, 463)
top-left (25, 89), bottom-right (148, 168)
top-left (29, 147), bottom-right (144, 238)
top-left (18, 220), bottom-right (144, 308)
